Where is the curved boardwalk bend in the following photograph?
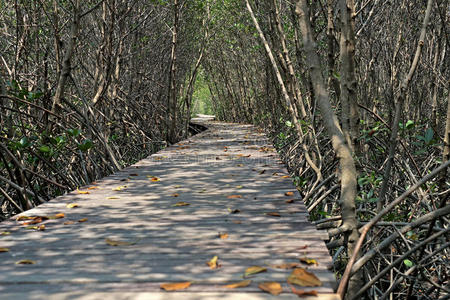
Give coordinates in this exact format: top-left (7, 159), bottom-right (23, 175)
top-left (0, 117), bottom-right (339, 300)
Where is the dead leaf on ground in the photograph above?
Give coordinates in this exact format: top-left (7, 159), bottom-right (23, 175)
top-left (78, 218), bottom-right (88, 222)
top-left (113, 185), bottom-right (127, 191)
top-left (0, 231), bottom-right (11, 236)
top-left (171, 193), bottom-right (179, 197)
top-left (173, 202), bottom-right (190, 207)
top-left (236, 164), bottom-right (244, 167)
top-left (160, 282), bottom-right (191, 291)
top-left (223, 279), bottom-right (252, 289)
top-left (270, 263), bottom-right (300, 269)
top-left (287, 268), bottom-right (322, 287)
top-left (290, 285), bottom-right (318, 297)
top-left (66, 203), bottom-right (79, 208)
top-left (23, 217), bottom-right (44, 225)
top-left (16, 216), bottom-right (37, 221)
top-left (299, 257), bottom-right (318, 265)
top-left (218, 232), bottom-right (229, 239)
top-left (77, 189), bottom-right (90, 194)
top-left (206, 255), bottom-right (221, 269)
top-left (129, 173), bottom-right (139, 177)
top-left (16, 259), bottom-right (36, 265)
top-left (48, 213), bottom-right (65, 219)
top-left (0, 248), bottom-right (10, 252)
top-left (228, 208), bottom-right (240, 214)
top-left (105, 238), bottom-right (139, 246)
top-left (235, 185), bottom-right (243, 189)
top-left (64, 221), bottom-right (75, 225)
top-left (285, 191), bottom-right (294, 196)
top-left (227, 195), bottom-right (242, 199)
top-left (281, 175), bottom-right (290, 178)
top-left (258, 282), bottom-right (282, 295)
top-left (244, 266), bottom-right (267, 277)
top-left (106, 196), bottom-right (120, 200)
top-left (25, 225), bottom-right (45, 231)
top-left (285, 199), bottom-right (295, 203)
top-left (266, 212), bottom-right (281, 217)
top-left (150, 177), bottom-right (160, 182)
top-left (232, 220), bottom-right (242, 224)
top-left (258, 170), bottom-right (266, 175)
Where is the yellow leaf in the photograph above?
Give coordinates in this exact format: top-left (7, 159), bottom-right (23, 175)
top-left (223, 280), bottom-right (252, 289)
top-left (299, 257), bottom-right (318, 265)
top-left (258, 282), bottom-right (282, 295)
top-left (206, 255), bottom-right (221, 269)
top-left (0, 231), bottom-right (11, 236)
top-left (173, 202), bottom-right (190, 207)
top-left (77, 189), bottom-right (90, 194)
top-left (174, 185), bottom-right (182, 188)
top-left (219, 232), bottom-right (229, 239)
top-left (287, 268), bottom-right (322, 287)
top-left (244, 266), bottom-right (267, 277)
top-left (0, 248), bottom-right (10, 252)
top-left (235, 185), bottom-right (243, 189)
top-left (281, 175), bottom-right (290, 178)
top-left (113, 185), bottom-right (127, 191)
top-left (16, 259), bottom-right (36, 265)
top-left (66, 203), bottom-right (79, 208)
top-left (78, 218), bottom-right (88, 223)
top-left (105, 238), bottom-right (139, 246)
top-left (106, 197), bottom-right (120, 200)
top-left (160, 282), bottom-right (191, 291)
top-left (87, 186), bottom-right (100, 190)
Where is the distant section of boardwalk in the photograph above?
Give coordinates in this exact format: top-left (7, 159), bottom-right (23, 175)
top-left (0, 117), bottom-right (339, 299)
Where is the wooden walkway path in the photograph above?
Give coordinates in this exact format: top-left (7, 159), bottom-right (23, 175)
top-left (0, 118), bottom-right (339, 299)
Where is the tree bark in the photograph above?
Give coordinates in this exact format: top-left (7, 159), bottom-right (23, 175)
top-left (167, 0), bottom-right (179, 144)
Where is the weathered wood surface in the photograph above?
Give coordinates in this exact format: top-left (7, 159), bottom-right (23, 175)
top-left (0, 118), bottom-right (339, 299)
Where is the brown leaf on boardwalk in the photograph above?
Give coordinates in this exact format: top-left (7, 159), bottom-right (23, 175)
top-left (299, 257), bottom-right (318, 265)
top-left (171, 193), bottom-right (179, 197)
top-left (66, 203), bottom-right (79, 208)
top-left (290, 285), bottom-right (318, 297)
top-left (282, 175), bottom-right (290, 178)
top-left (206, 255), bottom-right (221, 269)
top-left (0, 248), bottom-right (10, 252)
top-left (105, 238), bottom-right (139, 246)
top-left (287, 268), bottom-right (322, 287)
top-left (64, 221), bottom-right (75, 225)
top-left (160, 282), bottom-right (191, 291)
top-left (244, 266), bottom-right (267, 277)
top-left (150, 177), bottom-right (160, 182)
top-left (266, 212), bottom-right (281, 217)
top-left (232, 220), bottom-right (242, 224)
top-left (270, 263), bottom-right (300, 269)
top-left (285, 199), bottom-right (295, 203)
top-left (88, 186), bottom-right (100, 190)
top-left (78, 218), bottom-right (88, 223)
top-left (25, 224), bottom-right (45, 231)
top-left (113, 185), bottom-right (128, 190)
top-left (49, 213), bottom-right (65, 219)
top-left (258, 170), bottom-right (266, 174)
top-left (227, 195), bottom-right (242, 199)
top-left (223, 280), bottom-right (252, 289)
top-left (173, 202), bottom-right (190, 207)
top-left (77, 189), bottom-right (90, 194)
top-left (236, 164), bottom-right (244, 167)
top-left (258, 282), bottom-right (282, 295)
top-left (218, 232), bottom-right (229, 239)
top-left (23, 217), bottom-right (44, 225)
top-left (285, 191), bottom-right (294, 196)
top-left (16, 259), bottom-right (36, 265)
top-left (106, 196), bottom-right (120, 200)
top-left (129, 174), bottom-right (139, 177)
top-left (228, 208), bottom-right (240, 214)
top-left (16, 216), bottom-right (36, 221)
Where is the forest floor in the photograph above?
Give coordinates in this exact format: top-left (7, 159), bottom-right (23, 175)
top-left (0, 118), bottom-right (339, 299)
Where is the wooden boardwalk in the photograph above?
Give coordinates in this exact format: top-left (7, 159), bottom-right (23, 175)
top-left (0, 118), bottom-right (339, 299)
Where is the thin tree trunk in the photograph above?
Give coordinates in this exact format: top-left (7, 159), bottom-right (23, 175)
top-left (167, 0), bottom-right (179, 144)
top-left (294, 1), bottom-right (361, 298)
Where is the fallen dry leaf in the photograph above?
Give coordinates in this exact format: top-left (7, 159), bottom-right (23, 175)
top-left (107, 196), bottom-right (120, 200)
top-left (282, 175), bottom-right (290, 178)
top-left (171, 193), bottom-right (179, 197)
top-left (16, 216), bottom-right (36, 221)
top-left (78, 218), bottom-right (88, 223)
top-left (219, 232), bottom-right (229, 239)
top-left (232, 220), bottom-right (242, 224)
top-left (105, 238), bottom-right (139, 246)
top-left (49, 213), bottom-right (65, 219)
top-left (77, 189), bottom-right (90, 194)
top-left (223, 279), bottom-right (252, 289)
top-left (16, 259), bottom-right (36, 265)
top-left (129, 173), bottom-right (139, 177)
top-left (0, 231), bottom-right (11, 236)
top-left (88, 186), bottom-right (100, 190)
top-left (66, 203), bottom-right (79, 208)
top-left (258, 170), bottom-right (266, 174)
top-left (266, 212), bottom-right (281, 217)
top-left (150, 177), bottom-right (160, 182)
top-left (285, 199), bottom-right (295, 203)
top-left (113, 185), bottom-right (127, 191)
top-left (299, 257), bottom-right (318, 265)
top-left (160, 282), bottom-right (191, 291)
top-left (244, 266), bottom-right (267, 277)
top-left (235, 185), bottom-right (243, 189)
top-left (227, 195), bottom-right (242, 199)
top-left (236, 164), bottom-right (244, 167)
top-left (228, 208), bottom-right (240, 214)
top-left (64, 221), bottom-right (75, 225)
top-left (173, 202), bottom-right (190, 207)
top-left (287, 268), bottom-right (322, 287)
top-left (23, 217), bottom-right (44, 225)
top-left (206, 255), bottom-right (221, 269)
top-left (25, 225), bottom-right (45, 231)
top-left (290, 285), bottom-right (318, 297)
top-left (259, 282), bottom-right (282, 295)
top-left (0, 248), bottom-right (10, 252)
top-left (270, 263), bottom-right (300, 269)
top-left (285, 192), bottom-right (294, 196)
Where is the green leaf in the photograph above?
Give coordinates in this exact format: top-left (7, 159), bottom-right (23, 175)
top-left (403, 259), bottom-right (413, 268)
top-left (77, 139), bottom-right (94, 152)
top-left (424, 128), bottom-right (434, 144)
top-left (66, 128), bottom-right (81, 137)
top-left (19, 137), bottom-right (31, 148)
top-left (405, 120), bottom-right (414, 129)
top-left (38, 145), bottom-right (51, 153)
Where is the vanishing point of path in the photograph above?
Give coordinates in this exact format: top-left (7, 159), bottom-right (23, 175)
top-left (0, 118), bottom-right (339, 299)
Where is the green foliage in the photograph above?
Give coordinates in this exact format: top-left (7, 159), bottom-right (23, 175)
top-left (192, 69), bottom-right (213, 116)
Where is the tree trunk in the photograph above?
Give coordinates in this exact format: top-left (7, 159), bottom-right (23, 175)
top-left (167, 0), bottom-right (179, 144)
